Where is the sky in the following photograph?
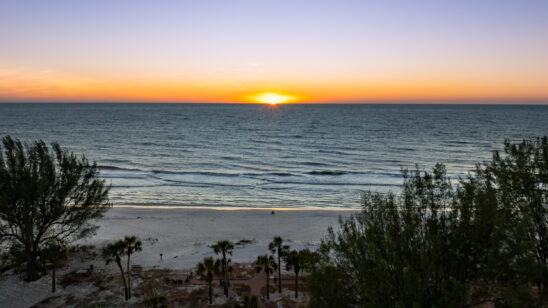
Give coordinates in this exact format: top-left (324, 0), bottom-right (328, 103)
top-left (0, 0), bottom-right (547, 103)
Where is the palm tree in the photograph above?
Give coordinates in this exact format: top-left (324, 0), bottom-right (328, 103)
top-left (102, 241), bottom-right (129, 300)
top-left (197, 256), bottom-right (221, 305)
top-left (102, 236), bottom-right (142, 301)
top-left (283, 249), bottom-right (307, 298)
top-left (256, 254), bottom-right (277, 300)
top-left (268, 236), bottom-right (289, 293)
top-left (123, 236), bottom-right (142, 299)
top-left (212, 240), bottom-right (234, 297)
top-left (42, 239), bottom-right (68, 293)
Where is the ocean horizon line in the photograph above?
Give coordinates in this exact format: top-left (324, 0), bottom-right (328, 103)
top-left (1, 101), bottom-right (548, 105)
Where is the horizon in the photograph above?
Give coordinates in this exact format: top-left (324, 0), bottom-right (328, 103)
top-left (1, 0), bottom-right (548, 103)
top-left (1, 99), bottom-right (548, 105)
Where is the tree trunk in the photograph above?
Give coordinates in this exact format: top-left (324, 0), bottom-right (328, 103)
top-left (222, 251), bottom-right (228, 296)
top-left (278, 252), bottom-right (282, 293)
top-left (25, 247), bottom-right (39, 281)
top-left (266, 269), bottom-right (270, 300)
top-left (127, 252), bottom-right (131, 298)
top-left (295, 271), bottom-right (298, 298)
top-left (117, 261), bottom-right (128, 301)
top-left (208, 280), bottom-right (213, 304)
top-left (52, 267), bottom-right (56, 293)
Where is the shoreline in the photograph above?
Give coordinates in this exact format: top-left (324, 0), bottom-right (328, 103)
top-left (2, 206), bottom-right (352, 307)
top-left (108, 205), bottom-right (361, 211)
top-left (82, 207), bottom-right (353, 271)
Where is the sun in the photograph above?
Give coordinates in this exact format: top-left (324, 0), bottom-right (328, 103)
top-left (247, 92), bottom-right (300, 105)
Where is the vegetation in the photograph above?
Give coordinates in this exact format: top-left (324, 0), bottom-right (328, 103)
top-left (102, 236), bottom-right (142, 301)
top-left (42, 238), bottom-right (68, 293)
top-left (212, 240), bottom-right (234, 297)
top-left (283, 249), bottom-right (308, 298)
top-left (307, 137), bottom-right (548, 307)
top-left (233, 293), bottom-right (258, 308)
top-left (102, 241), bottom-right (129, 301)
top-left (123, 236), bottom-right (142, 298)
top-left (0, 136), bottom-right (110, 281)
top-left (197, 256), bottom-right (221, 305)
top-left (256, 254), bottom-right (277, 300)
top-left (268, 236), bottom-right (289, 293)
top-left (144, 294), bottom-right (167, 308)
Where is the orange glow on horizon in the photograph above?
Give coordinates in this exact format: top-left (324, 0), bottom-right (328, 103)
top-left (0, 68), bottom-right (547, 103)
top-left (245, 92), bottom-right (302, 105)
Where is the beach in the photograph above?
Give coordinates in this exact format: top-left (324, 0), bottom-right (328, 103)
top-left (85, 207), bottom-right (353, 270)
top-left (0, 207), bottom-right (354, 307)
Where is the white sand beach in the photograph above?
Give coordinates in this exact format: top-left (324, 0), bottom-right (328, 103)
top-left (0, 207), bottom-right (354, 307)
top-left (85, 207), bottom-right (354, 270)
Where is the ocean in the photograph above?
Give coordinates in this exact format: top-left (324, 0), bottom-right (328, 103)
top-left (1, 103), bottom-right (547, 209)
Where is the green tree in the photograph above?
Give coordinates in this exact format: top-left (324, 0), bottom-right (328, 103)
top-left (123, 236), bottom-right (142, 299)
top-left (0, 136), bottom-right (110, 281)
top-left (459, 137), bottom-right (547, 304)
top-left (283, 249), bottom-right (309, 298)
top-left (268, 236), bottom-right (289, 293)
top-left (306, 264), bottom-right (355, 308)
top-left (485, 137), bottom-right (547, 296)
top-left (41, 238), bottom-right (68, 293)
top-left (197, 256), bottom-right (221, 305)
top-left (102, 241), bottom-right (129, 301)
top-left (102, 236), bottom-right (142, 301)
top-left (212, 240), bottom-right (234, 297)
top-left (308, 137), bottom-right (548, 307)
top-left (256, 254), bottom-right (277, 300)
top-left (311, 164), bottom-right (468, 307)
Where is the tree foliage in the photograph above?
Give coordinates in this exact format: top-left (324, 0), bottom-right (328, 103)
top-left (269, 236), bottom-right (289, 293)
top-left (283, 249), bottom-right (308, 298)
top-left (102, 236), bottom-right (142, 301)
top-left (308, 137), bottom-right (548, 307)
top-left (212, 240), bottom-right (234, 297)
top-left (42, 238), bottom-right (68, 293)
top-left (0, 136), bottom-right (110, 281)
top-left (197, 256), bottom-right (221, 305)
top-left (256, 254), bottom-right (277, 300)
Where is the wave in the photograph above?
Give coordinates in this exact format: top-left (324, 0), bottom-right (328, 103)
top-left (308, 170), bottom-right (346, 175)
top-left (301, 162), bottom-right (332, 167)
top-left (98, 165), bottom-right (146, 173)
top-left (101, 167), bottom-right (405, 188)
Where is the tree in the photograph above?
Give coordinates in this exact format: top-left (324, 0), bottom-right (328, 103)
top-left (268, 236), bottom-right (289, 293)
top-left (283, 249), bottom-right (308, 298)
top-left (0, 136), bottom-right (110, 281)
top-left (212, 240), bottom-right (234, 297)
top-left (197, 256), bottom-right (221, 305)
top-left (256, 254), bottom-right (277, 300)
top-left (307, 137), bottom-right (548, 307)
top-left (102, 241), bottom-right (129, 301)
top-left (42, 238), bottom-right (68, 293)
top-left (123, 236), bottom-right (142, 299)
top-left (102, 236), bottom-right (142, 301)
top-left (461, 137), bottom-right (547, 304)
top-left (484, 137), bottom-right (547, 296)
top-left (310, 164), bottom-right (469, 307)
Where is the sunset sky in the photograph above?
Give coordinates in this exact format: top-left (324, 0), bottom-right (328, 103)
top-left (1, 0), bottom-right (547, 103)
